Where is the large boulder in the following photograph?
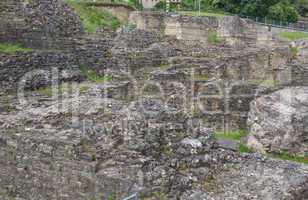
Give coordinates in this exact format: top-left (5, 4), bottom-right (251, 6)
top-left (247, 87), bottom-right (308, 156)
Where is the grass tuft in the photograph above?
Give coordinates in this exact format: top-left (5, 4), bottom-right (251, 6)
top-left (65, 0), bottom-right (121, 32)
top-left (194, 74), bottom-right (210, 81)
top-left (35, 87), bottom-right (54, 97)
top-left (271, 152), bottom-right (308, 164)
top-left (207, 31), bottom-right (221, 45)
top-left (238, 143), bottom-right (254, 153)
top-left (279, 31), bottom-right (308, 41)
top-left (80, 65), bottom-right (112, 83)
top-left (214, 129), bottom-right (248, 141)
top-left (0, 43), bottom-right (32, 54)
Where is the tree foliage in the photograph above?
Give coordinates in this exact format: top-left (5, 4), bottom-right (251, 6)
top-left (268, 1), bottom-right (299, 22)
top-left (177, 0), bottom-right (301, 22)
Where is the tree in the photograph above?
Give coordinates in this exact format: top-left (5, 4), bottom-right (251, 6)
top-left (240, 2), bottom-right (257, 16)
top-left (268, 0), bottom-right (299, 22)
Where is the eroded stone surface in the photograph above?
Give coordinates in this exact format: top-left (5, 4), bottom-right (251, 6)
top-left (247, 87), bottom-right (308, 156)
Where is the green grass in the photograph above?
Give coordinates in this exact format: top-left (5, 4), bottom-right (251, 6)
top-left (207, 31), bottom-right (221, 45)
top-left (214, 129), bottom-right (248, 141)
top-left (179, 11), bottom-right (226, 18)
top-left (159, 64), bottom-right (172, 71)
top-left (214, 130), bottom-right (254, 153)
top-left (79, 65), bottom-right (112, 83)
top-left (271, 152), bottom-right (308, 164)
top-left (238, 143), bottom-right (254, 153)
top-left (0, 43), bottom-right (32, 54)
top-left (279, 31), bottom-right (308, 41)
top-left (35, 87), bottom-right (54, 97)
top-left (65, 0), bottom-right (121, 32)
top-left (194, 74), bottom-right (210, 81)
top-left (260, 78), bottom-right (276, 87)
top-left (289, 46), bottom-right (299, 56)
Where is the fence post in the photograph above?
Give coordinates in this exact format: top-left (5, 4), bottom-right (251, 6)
top-left (166, 0), bottom-right (170, 12)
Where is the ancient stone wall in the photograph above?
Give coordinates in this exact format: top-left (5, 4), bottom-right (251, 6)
top-left (0, 0), bottom-right (84, 49)
top-left (129, 11), bottom-right (259, 47)
top-left (0, 34), bottom-right (115, 93)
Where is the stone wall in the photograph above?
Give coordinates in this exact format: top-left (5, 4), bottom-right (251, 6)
top-left (0, 34), bottom-right (115, 93)
top-left (0, 0), bottom-right (84, 49)
top-left (129, 11), bottom-right (308, 48)
top-left (129, 11), bottom-right (259, 47)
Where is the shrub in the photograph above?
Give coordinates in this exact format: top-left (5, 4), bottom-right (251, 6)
top-left (238, 143), bottom-right (254, 153)
top-left (268, 1), bottom-right (299, 22)
top-left (207, 31), bottom-right (221, 45)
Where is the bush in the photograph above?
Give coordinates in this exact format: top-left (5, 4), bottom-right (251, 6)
top-left (207, 31), bottom-right (221, 45)
top-left (241, 2), bottom-right (258, 17)
top-left (268, 1), bottom-right (299, 22)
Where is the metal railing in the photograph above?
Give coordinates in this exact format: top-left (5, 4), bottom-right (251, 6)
top-left (241, 15), bottom-right (308, 32)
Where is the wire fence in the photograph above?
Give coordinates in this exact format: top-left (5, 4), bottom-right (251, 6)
top-left (133, 0), bottom-right (308, 32)
top-left (173, 10), bottom-right (308, 32)
top-left (241, 15), bottom-right (308, 32)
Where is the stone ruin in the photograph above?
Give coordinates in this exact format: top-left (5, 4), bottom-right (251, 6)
top-left (0, 0), bottom-right (308, 200)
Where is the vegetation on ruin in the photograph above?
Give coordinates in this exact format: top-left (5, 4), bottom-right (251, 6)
top-left (0, 43), bottom-right (32, 54)
top-left (194, 74), bottom-right (210, 81)
top-left (35, 86), bottom-right (54, 97)
top-left (238, 143), bottom-right (254, 153)
top-left (79, 65), bottom-right (112, 83)
top-left (214, 130), bottom-right (308, 164)
top-left (271, 152), bottom-right (308, 164)
top-left (214, 130), bottom-right (255, 153)
top-left (279, 31), bottom-right (308, 40)
top-left (160, 0), bottom-right (304, 22)
top-left (289, 46), bottom-right (299, 61)
top-left (207, 31), bottom-right (221, 45)
top-left (214, 129), bottom-right (248, 141)
top-left (65, 0), bottom-right (121, 32)
top-left (160, 64), bottom-right (172, 71)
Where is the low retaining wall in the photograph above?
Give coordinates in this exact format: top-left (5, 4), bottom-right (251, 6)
top-left (129, 11), bottom-right (305, 47)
